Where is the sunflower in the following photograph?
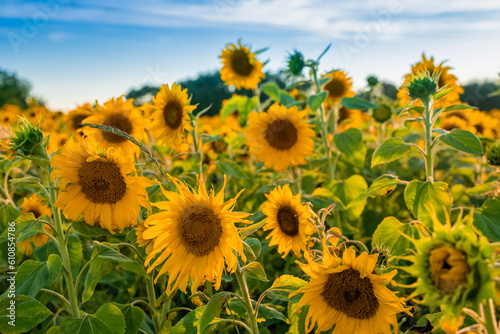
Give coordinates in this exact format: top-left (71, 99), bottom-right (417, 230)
top-left (398, 54), bottom-right (463, 108)
top-left (291, 245), bottom-right (410, 334)
top-left (403, 208), bottom-right (495, 317)
top-left (469, 110), bottom-right (498, 138)
top-left (149, 83), bottom-right (195, 147)
top-left (41, 111), bottom-right (63, 132)
top-left (17, 194), bottom-right (53, 255)
top-left (24, 105), bottom-right (46, 126)
top-left (83, 97), bottom-right (148, 158)
top-left (262, 184), bottom-right (314, 258)
top-left (64, 103), bottom-right (93, 133)
top-left (220, 41), bottom-right (265, 90)
top-left (48, 131), bottom-right (70, 154)
top-left (322, 70), bottom-right (356, 106)
top-left (142, 175), bottom-right (249, 295)
top-left (135, 221), bottom-right (154, 254)
top-left (247, 103), bottom-right (315, 172)
top-left (50, 136), bottom-right (153, 233)
top-left (337, 106), bottom-right (370, 133)
top-left (0, 105), bottom-right (20, 126)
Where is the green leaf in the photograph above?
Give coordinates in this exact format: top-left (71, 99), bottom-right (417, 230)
top-left (170, 307), bottom-right (205, 334)
top-left (242, 238), bottom-right (261, 261)
top-left (325, 175), bottom-right (368, 220)
top-left (200, 134), bottom-right (221, 145)
top-left (117, 305), bottom-right (145, 334)
top-left (93, 242), bottom-right (147, 277)
top-left (348, 175), bottom-right (405, 209)
top-left (242, 262), bottom-right (268, 281)
top-left (72, 220), bottom-right (114, 237)
top-left (82, 258), bottom-right (114, 303)
top-left (404, 181), bottom-right (452, 229)
top-left (14, 254), bottom-right (61, 297)
top-left (372, 217), bottom-right (417, 255)
top-left (473, 198), bottom-right (500, 241)
top-left (267, 275), bottom-right (307, 303)
top-left (198, 292), bottom-right (231, 333)
top-left (340, 96), bottom-right (379, 111)
top-left (371, 137), bottom-right (413, 167)
top-left (214, 159), bottom-right (247, 179)
top-left (60, 303), bottom-right (126, 334)
top-left (434, 87), bottom-right (453, 102)
top-left (287, 303), bottom-right (308, 334)
top-left (466, 181), bottom-right (499, 196)
top-left (306, 92), bottom-right (327, 112)
top-left (334, 128), bottom-right (366, 168)
top-left (439, 129), bottom-right (483, 155)
top-left (261, 82), bottom-right (281, 102)
top-left (0, 295), bottom-right (51, 334)
top-left (239, 220), bottom-right (265, 239)
top-left (227, 300), bottom-right (288, 324)
top-left (68, 235), bottom-right (83, 278)
top-left (404, 117), bottom-right (423, 129)
top-left (442, 104), bottom-right (475, 112)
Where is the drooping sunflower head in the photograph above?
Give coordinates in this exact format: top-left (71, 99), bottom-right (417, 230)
top-left (50, 136), bottom-right (153, 232)
top-left (64, 103), bottom-right (94, 133)
top-left (220, 41), bottom-right (265, 90)
top-left (149, 83), bottom-right (195, 147)
top-left (405, 208), bottom-right (495, 315)
top-left (292, 244), bottom-right (410, 334)
top-left (262, 184), bottom-right (314, 258)
top-left (398, 54), bottom-right (463, 108)
top-left (82, 97), bottom-right (147, 158)
top-left (322, 70), bottom-right (356, 105)
top-left (142, 175), bottom-right (250, 296)
top-left (21, 194), bottom-right (52, 218)
top-left (247, 103), bottom-right (315, 172)
top-left (372, 104), bottom-right (393, 123)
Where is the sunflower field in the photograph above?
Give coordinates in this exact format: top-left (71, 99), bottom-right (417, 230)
top-left (1, 42), bottom-right (500, 334)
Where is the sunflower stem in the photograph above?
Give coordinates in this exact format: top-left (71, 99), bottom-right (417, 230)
top-left (45, 164), bottom-right (80, 319)
top-left (483, 299), bottom-right (498, 334)
top-left (235, 265), bottom-right (259, 334)
top-left (423, 98), bottom-right (435, 182)
top-left (146, 275), bottom-right (161, 332)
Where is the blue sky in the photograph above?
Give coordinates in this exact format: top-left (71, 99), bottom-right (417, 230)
top-left (1, 0), bottom-right (500, 111)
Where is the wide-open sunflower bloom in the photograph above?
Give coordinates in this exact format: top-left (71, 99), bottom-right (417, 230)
top-left (247, 103), bottom-right (315, 172)
top-left (262, 184), bottom-right (314, 258)
top-left (18, 194), bottom-right (53, 255)
top-left (149, 83), bottom-right (195, 147)
top-left (0, 105), bottom-right (20, 126)
top-left (397, 54), bottom-right (463, 108)
top-left (291, 246), bottom-right (410, 334)
top-left (142, 176), bottom-right (249, 296)
top-left (47, 131), bottom-right (70, 154)
top-left (64, 103), bottom-right (93, 134)
top-left (220, 41), bottom-right (265, 90)
top-left (51, 136), bottom-right (152, 233)
top-left (322, 70), bottom-right (356, 106)
top-left (83, 97), bottom-right (148, 158)
top-left (402, 209), bottom-right (495, 316)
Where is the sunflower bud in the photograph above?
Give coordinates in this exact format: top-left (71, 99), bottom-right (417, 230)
top-left (486, 142), bottom-right (500, 166)
top-left (372, 103), bottom-right (392, 123)
top-left (367, 75), bottom-right (379, 87)
top-left (286, 50), bottom-right (305, 76)
top-left (406, 72), bottom-right (438, 102)
top-left (10, 118), bottom-right (47, 160)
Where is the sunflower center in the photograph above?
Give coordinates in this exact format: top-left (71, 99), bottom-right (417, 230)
top-left (163, 100), bottom-right (183, 129)
top-left (29, 209), bottom-right (42, 218)
top-left (102, 114), bottom-right (133, 143)
top-left (474, 123), bottom-right (485, 134)
top-left (276, 205), bottom-right (299, 237)
top-left (78, 160), bottom-right (127, 204)
top-left (265, 119), bottom-right (298, 150)
top-left (230, 49), bottom-right (254, 76)
top-left (321, 268), bottom-right (379, 320)
top-left (73, 114), bottom-right (88, 130)
top-left (324, 78), bottom-right (346, 98)
top-left (178, 205), bottom-right (222, 257)
top-left (429, 246), bottom-right (469, 291)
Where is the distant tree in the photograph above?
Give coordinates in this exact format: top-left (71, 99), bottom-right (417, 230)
top-left (0, 69), bottom-right (31, 108)
top-left (461, 81), bottom-right (500, 111)
top-left (126, 85), bottom-right (159, 106)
